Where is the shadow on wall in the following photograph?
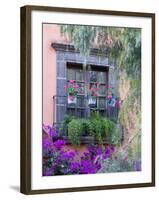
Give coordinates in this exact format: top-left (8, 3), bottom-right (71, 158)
top-left (9, 185), bottom-right (20, 192)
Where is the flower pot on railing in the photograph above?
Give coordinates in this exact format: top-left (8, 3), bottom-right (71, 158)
top-left (107, 96), bottom-right (116, 107)
top-left (88, 96), bottom-right (96, 107)
top-left (64, 80), bottom-right (79, 105)
top-left (67, 95), bottom-right (77, 105)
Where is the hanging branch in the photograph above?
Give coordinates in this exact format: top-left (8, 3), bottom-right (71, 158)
top-left (121, 132), bottom-right (140, 151)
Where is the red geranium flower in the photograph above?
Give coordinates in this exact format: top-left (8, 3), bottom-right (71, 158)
top-left (69, 80), bottom-right (75, 84)
top-left (73, 84), bottom-right (79, 89)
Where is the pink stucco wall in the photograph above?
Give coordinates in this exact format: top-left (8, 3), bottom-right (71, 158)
top-left (43, 24), bottom-right (67, 125)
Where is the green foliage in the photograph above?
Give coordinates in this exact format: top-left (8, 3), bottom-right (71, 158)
top-left (119, 86), bottom-right (141, 130)
top-left (61, 25), bottom-right (141, 85)
top-left (123, 29), bottom-right (141, 80)
top-left (98, 149), bottom-right (134, 173)
top-left (89, 113), bottom-right (117, 144)
top-left (61, 25), bottom-right (97, 57)
top-left (107, 123), bottom-right (121, 146)
top-left (127, 131), bottom-right (141, 162)
top-left (59, 115), bottom-right (77, 135)
top-left (61, 112), bottom-right (119, 146)
top-left (98, 157), bottom-right (134, 173)
top-left (80, 119), bottom-right (91, 135)
top-left (98, 134), bottom-right (141, 173)
top-left (67, 119), bottom-right (84, 146)
top-left (88, 118), bottom-right (103, 144)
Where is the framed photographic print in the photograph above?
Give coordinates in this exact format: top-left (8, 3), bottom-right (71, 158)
top-left (20, 5), bottom-right (155, 194)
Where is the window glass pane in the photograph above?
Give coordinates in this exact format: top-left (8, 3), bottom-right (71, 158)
top-left (99, 110), bottom-right (106, 117)
top-left (98, 72), bottom-right (106, 83)
top-left (67, 108), bottom-right (75, 116)
top-left (98, 97), bottom-right (106, 108)
top-left (67, 68), bottom-right (75, 80)
top-left (76, 69), bottom-right (84, 81)
top-left (77, 83), bottom-right (85, 95)
top-left (98, 84), bottom-right (106, 96)
top-left (81, 109), bottom-right (85, 118)
top-left (77, 96), bottom-right (85, 107)
top-left (76, 109), bottom-right (85, 118)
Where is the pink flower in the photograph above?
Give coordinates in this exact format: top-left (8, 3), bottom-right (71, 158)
top-left (107, 85), bottom-right (112, 88)
top-left (73, 84), bottom-right (79, 89)
top-left (107, 95), bottom-right (112, 99)
top-left (69, 80), bottom-right (74, 84)
top-left (68, 95), bottom-right (74, 100)
top-left (90, 88), bottom-right (95, 92)
top-left (64, 85), bottom-right (68, 89)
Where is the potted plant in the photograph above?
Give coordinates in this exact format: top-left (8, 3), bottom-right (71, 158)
top-left (67, 119), bottom-right (84, 146)
top-left (106, 86), bottom-right (116, 107)
top-left (88, 113), bottom-right (116, 145)
top-left (64, 80), bottom-right (79, 105)
top-left (88, 95), bottom-right (97, 107)
top-left (87, 84), bottom-right (99, 107)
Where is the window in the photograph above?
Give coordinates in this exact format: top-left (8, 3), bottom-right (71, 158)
top-left (66, 62), bottom-right (109, 118)
top-left (52, 43), bottom-right (110, 128)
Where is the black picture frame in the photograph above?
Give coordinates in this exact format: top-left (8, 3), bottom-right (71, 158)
top-left (20, 5), bottom-right (155, 194)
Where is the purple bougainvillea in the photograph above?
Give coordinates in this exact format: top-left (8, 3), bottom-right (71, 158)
top-left (42, 124), bottom-right (140, 176)
top-left (54, 139), bottom-right (66, 149)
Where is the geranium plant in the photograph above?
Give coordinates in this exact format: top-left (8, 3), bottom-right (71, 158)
top-left (87, 83), bottom-right (100, 106)
top-left (64, 80), bottom-right (80, 104)
top-left (64, 80), bottom-right (79, 96)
